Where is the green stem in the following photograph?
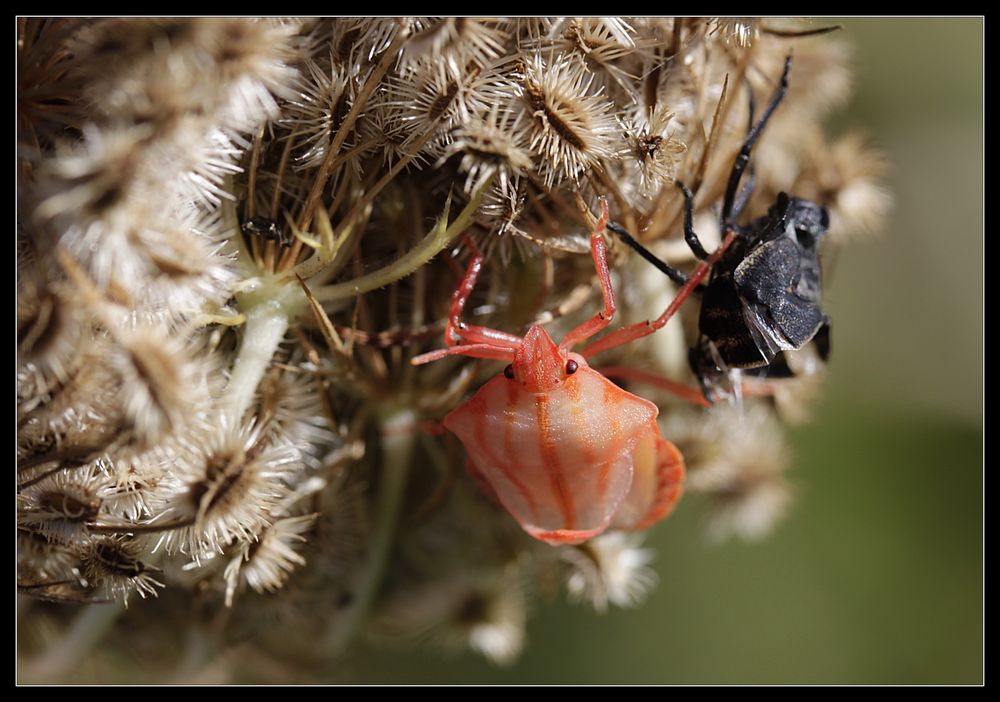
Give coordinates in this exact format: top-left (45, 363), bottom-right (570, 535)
top-left (224, 277), bottom-right (305, 423)
top-left (220, 179), bottom-right (254, 270)
top-left (324, 407), bottom-right (416, 655)
top-left (313, 179), bottom-right (491, 303)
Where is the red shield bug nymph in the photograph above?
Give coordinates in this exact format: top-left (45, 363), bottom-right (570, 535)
top-left (412, 201), bottom-right (685, 545)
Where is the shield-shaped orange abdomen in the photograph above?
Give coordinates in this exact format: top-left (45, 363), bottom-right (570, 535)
top-left (444, 364), bottom-right (681, 544)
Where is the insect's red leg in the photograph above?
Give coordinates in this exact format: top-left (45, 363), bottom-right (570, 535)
top-left (453, 325), bottom-right (523, 348)
top-left (560, 198), bottom-right (617, 351)
top-left (411, 342), bottom-right (516, 365)
top-left (598, 366), bottom-right (711, 408)
top-left (443, 237), bottom-right (523, 350)
top-left (444, 236), bottom-right (485, 346)
top-left (581, 229), bottom-right (738, 360)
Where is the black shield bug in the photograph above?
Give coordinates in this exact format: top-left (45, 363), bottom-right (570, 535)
top-left (607, 55), bottom-right (832, 402)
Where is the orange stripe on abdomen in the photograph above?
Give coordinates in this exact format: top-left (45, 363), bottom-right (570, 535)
top-left (536, 393), bottom-right (576, 530)
top-left (569, 388), bottom-right (600, 517)
top-left (597, 382), bottom-right (625, 508)
top-left (472, 390), bottom-right (538, 522)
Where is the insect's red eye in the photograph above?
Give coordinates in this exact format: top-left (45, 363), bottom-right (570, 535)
top-left (565, 359), bottom-right (578, 375)
top-left (503, 364), bottom-right (515, 379)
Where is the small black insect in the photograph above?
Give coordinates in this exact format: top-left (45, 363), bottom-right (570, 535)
top-left (608, 55), bottom-right (832, 402)
top-left (241, 215), bottom-right (293, 248)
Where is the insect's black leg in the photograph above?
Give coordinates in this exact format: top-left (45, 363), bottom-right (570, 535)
top-left (721, 54), bottom-right (792, 227)
top-left (729, 172), bottom-right (757, 223)
top-left (606, 221), bottom-right (696, 288)
top-left (676, 181), bottom-right (710, 260)
top-left (745, 78), bottom-right (758, 132)
top-left (727, 80), bottom-right (759, 222)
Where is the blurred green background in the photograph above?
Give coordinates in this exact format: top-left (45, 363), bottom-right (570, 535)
top-left (348, 18), bottom-right (984, 684)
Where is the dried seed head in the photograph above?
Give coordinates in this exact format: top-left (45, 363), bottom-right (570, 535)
top-left (565, 17), bottom-right (638, 51)
top-left (204, 19), bottom-right (300, 90)
top-left (73, 20), bottom-right (214, 129)
top-left (76, 536), bottom-right (164, 604)
top-left (456, 580), bottom-right (526, 665)
top-left (284, 53), bottom-right (350, 170)
top-left (402, 18), bottom-right (509, 76)
top-left (794, 130), bottom-right (892, 244)
top-left (373, 570), bottom-right (527, 665)
top-left (560, 531), bottom-right (658, 612)
top-left (54, 201), bottom-right (234, 322)
top-left (96, 451), bottom-right (168, 521)
top-left (17, 274), bottom-right (83, 386)
top-left (18, 465), bottom-right (106, 544)
top-left (73, 19), bottom-right (195, 68)
top-left (15, 15), bottom-right (880, 666)
top-left (18, 339), bottom-right (125, 466)
top-left (159, 421), bottom-right (295, 558)
top-left (223, 513), bottom-right (316, 607)
top-left (328, 20), bottom-right (363, 69)
top-left (674, 403), bottom-right (790, 492)
top-left (621, 105), bottom-right (686, 199)
top-left (392, 59), bottom-right (496, 160)
top-left (125, 207), bottom-right (237, 319)
top-left (444, 104), bottom-right (533, 195)
top-left (252, 363), bottom-right (337, 470)
top-left (708, 18), bottom-right (760, 47)
top-left (34, 124), bottom-right (149, 224)
top-left (358, 90), bottom-right (422, 168)
top-left (18, 527), bottom-right (78, 582)
top-left (534, 18), bottom-right (654, 97)
top-left (757, 33), bottom-right (853, 120)
top-left (518, 53), bottom-right (620, 187)
top-left (705, 472), bottom-right (794, 542)
top-left (476, 177), bottom-right (528, 238)
top-left (337, 18), bottom-right (402, 64)
top-left (510, 18), bottom-right (557, 46)
top-left (18, 19), bottom-right (89, 149)
top-left (109, 328), bottom-right (203, 447)
top-left (96, 478), bottom-right (152, 523)
top-left (77, 20), bottom-right (298, 132)
top-left (671, 404), bottom-right (794, 541)
top-left (171, 125), bottom-right (246, 207)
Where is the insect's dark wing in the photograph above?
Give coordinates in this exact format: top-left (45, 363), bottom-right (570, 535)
top-left (734, 237), bottom-right (800, 304)
top-left (735, 237), bottom-right (826, 351)
top-left (740, 290), bottom-right (827, 354)
top-left (792, 244), bottom-right (824, 305)
top-left (742, 301), bottom-right (794, 357)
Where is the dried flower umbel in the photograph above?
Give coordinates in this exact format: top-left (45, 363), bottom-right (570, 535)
top-left (17, 17), bottom-right (888, 682)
